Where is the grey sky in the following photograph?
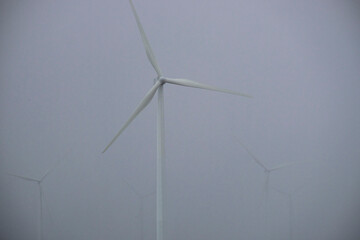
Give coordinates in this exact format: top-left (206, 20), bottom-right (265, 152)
top-left (1, 0), bottom-right (360, 239)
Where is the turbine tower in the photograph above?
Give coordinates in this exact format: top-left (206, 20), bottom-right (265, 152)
top-left (102, 1), bottom-right (251, 240)
top-left (7, 151), bottom-right (71, 240)
top-left (272, 183), bottom-right (309, 240)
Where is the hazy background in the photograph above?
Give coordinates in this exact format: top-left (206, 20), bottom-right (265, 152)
top-left (1, 0), bottom-right (359, 239)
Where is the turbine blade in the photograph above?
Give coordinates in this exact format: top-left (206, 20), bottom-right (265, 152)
top-left (163, 78), bottom-right (252, 98)
top-left (121, 176), bottom-right (140, 197)
top-left (129, 0), bottom-right (162, 76)
top-left (268, 161), bottom-right (299, 171)
top-left (7, 173), bottom-right (40, 182)
top-left (233, 136), bottom-right (268, 171)
top-left (102, 81), bottom-right (161, 153)
top-left (40, 148), bottom-right (72, 182)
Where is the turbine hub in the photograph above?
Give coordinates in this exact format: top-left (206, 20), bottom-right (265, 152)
top-left (155, 76), bottom-right (166, 85)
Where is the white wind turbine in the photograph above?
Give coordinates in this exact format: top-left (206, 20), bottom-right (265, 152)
top-left (7, 152), bottom-right (70, 240)
top-left (102, 1), bottom-right (251, 239)
top-left (234, 137), bottom-right (299, 239)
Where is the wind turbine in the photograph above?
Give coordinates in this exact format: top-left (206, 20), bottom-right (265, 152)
top-left (234, 137), bottom-right (299, 200)
top-left (122, 177), bottom-right (155, 240)
top-left (7, 152), bottom-right (70, 240)
top-left (234, 137), bottom-right (299, 239)
top-left (102, 1), bottom-right (251, 239)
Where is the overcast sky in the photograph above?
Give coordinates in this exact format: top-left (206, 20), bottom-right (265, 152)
top-left (1, 0), bottom-right (360, 239)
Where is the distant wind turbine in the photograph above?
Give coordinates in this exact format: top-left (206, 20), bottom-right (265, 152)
top-left (102, 1), bottom-right (251, 240)
top-left (234, 137), bottom-right (300, 239)
top-left (7, 151), bottom-right (71, 240)
top-left (122, 178), bottom-right (155, 240)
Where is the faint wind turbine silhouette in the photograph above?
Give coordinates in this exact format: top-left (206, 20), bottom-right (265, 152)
top-left (122, 178), bottom-right (155, 240)
top-left (102, 1), bottom-right (252, 240)
top-left (7, 150), bottom-right (71, 240)
top-left (233, 137), bottom-right (300, 239)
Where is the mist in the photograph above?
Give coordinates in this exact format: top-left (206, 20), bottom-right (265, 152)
top-left (1, 0), bottom-right (360, 239)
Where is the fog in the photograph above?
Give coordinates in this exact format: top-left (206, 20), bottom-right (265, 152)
top-left (1, 0), bottom-right (360, 239)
